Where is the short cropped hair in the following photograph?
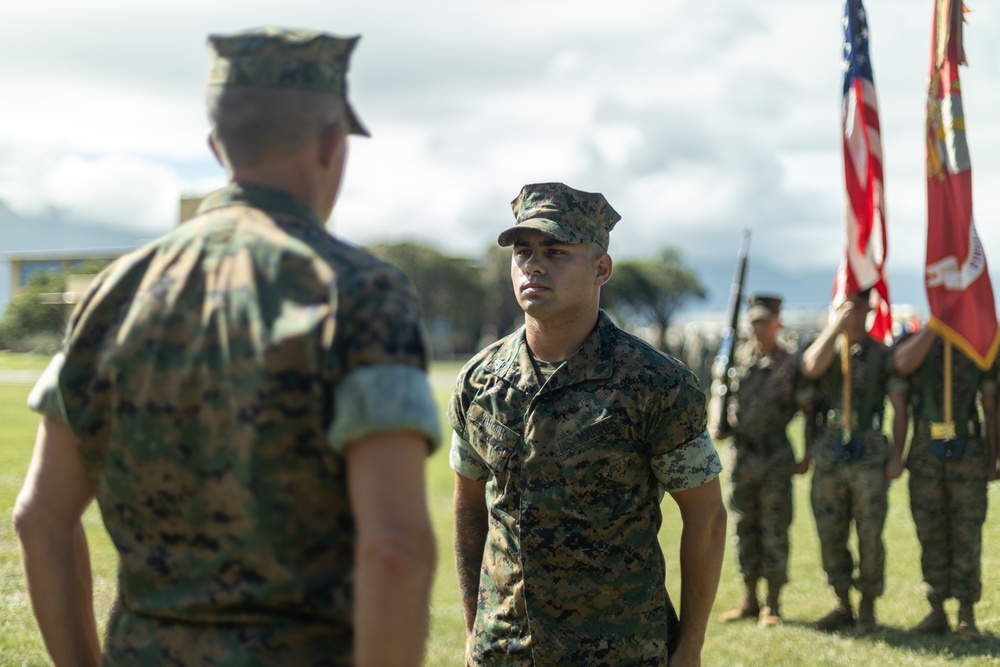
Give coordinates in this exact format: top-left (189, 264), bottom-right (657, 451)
top-left (590, 242), bottom-right (609, 261)
top-left (207, 86), bottom-right (347, 169)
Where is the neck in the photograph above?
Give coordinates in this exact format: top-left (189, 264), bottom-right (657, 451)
top-left (228, 158), bottom-right (331, 222)
top-left (524, 306), bottom-right (600, 363)
top-left (754, 339), bottom-right (777, 354)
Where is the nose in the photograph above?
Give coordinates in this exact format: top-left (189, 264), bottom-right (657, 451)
top-left (520, 251), bottom-right (544, 275)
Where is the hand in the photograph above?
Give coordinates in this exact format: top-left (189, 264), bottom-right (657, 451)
top-left (793, 457), bottom-right (811, 475)
top-left (833, 300), bottom-right (856, 332)
top-left (884, 455), bottom-right (904, 481)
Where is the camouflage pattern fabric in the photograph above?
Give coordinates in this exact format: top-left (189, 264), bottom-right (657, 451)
top-left (903, 339), bottom-right (996, 604)
top-left (811, 460), bottom-right (887, 597)
top-left (808, 337), bottom-right (901, 598)
top-left (724, 341), bottom-right (804, 587)
top-left (497, 182), bottom-right (621, 251)
top-left (206, 28), bottom-right (368, 136)
top-left (449, 311), bottom-right (722, 666)
top-left (28, 182), bottom-right (440, 666)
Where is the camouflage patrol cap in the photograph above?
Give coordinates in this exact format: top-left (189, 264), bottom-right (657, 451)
top-left (206, 27), bottom-right (369, 137)
top-left (747, 292), bottom-right (783, 322)
top-left (498, 182), bottom-right (621, 250)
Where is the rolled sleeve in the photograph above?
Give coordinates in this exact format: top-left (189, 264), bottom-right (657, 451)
top-left (27, 352), bottom-right (70, 425)
top-left (327, 364), bottom-right (441, 454)
top-left (449, 432), bottom-right (489, 481)
top-left (651, 429), bottom-right (723, 493)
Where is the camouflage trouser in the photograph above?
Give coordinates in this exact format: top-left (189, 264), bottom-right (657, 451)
top-left (907, 435), bottom-right (988, 604)
top-left (728, 451), bottom-right (793, 586)
top-left (811, 462), bottom-right (887, 598)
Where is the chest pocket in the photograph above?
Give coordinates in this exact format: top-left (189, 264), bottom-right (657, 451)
top-left (558, 411), bottom-right (629, 458)
top-left (466, 402), bottom-right (521, 476)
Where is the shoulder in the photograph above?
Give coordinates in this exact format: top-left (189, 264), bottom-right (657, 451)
top-left (611, 326), bottom-right (701, 392)
top-left (455, 332), bottom-right (518, 388)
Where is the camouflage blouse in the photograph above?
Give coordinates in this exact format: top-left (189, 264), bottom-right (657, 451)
top-left (449, 311), bottom-right (721, 665)
top-left (727, 341), bottom-right (804, 453)
top-left (902, 337), bottom-right (996, 478)
top-left (29, 182), bottom-right (440, 665)
top-left (809, 336), bottom-right (905, 468)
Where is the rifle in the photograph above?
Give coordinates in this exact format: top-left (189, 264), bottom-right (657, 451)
top-left (709, 229), bottom-right (750, 437)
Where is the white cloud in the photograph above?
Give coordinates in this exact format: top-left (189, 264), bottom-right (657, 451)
top-left (0, 152), bottom-right (211, 234)
top-left (1, 0), bottom-right (999, 315)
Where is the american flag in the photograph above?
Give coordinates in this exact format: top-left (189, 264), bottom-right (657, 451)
top-left (925, 0), bottom-right (998, 369)
top-left (833, 0), bottom-right (892, 343)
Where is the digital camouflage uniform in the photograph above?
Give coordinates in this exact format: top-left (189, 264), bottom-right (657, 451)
top-left (28, 184), bottom-right (440, 659)
top-left (903, 339), bottom-right (995, 605)
top-left (725, 340), bottom-right (803, 589)
top-left (808, 337), bottom-right (904, 600)
top-left (449, 311), bottom-right (723, 666)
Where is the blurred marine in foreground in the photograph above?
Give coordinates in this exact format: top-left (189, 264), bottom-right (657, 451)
top-left (13, 28), bottom-right (440, 666)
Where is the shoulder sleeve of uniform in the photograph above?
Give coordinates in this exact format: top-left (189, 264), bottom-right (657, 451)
top-left (447, 351), bottom-right (492, 440)
top-left (327, 263), bottom-right (440, 452)
top-left (29, 264), bottom-right (119, 432)
top-left (327, 364), bottom-right (441, 454)
top-left (337, 263), bottom-right (430, 372)
top-left (27, 352), bottom-right (69, 424)
top-left (449, 432), bottom-right (489, 481)
top-left (651, 429), bottom-right (722, 492)
top-left (642, 361), bottom-right (707, 456)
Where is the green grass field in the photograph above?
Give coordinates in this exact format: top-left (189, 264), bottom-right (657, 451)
top-left (1, 355), bottom-right (999, 665)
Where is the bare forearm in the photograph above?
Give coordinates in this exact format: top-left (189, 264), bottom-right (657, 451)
top-left (16, 518), bottom-right (100, 666)
top-left (892, 327), bottom-right (936, 375)
top-left (890, 393), bottom-right (909, 460)
top-left (346, 431), bottom-right (438, 667)
top-left (801, 325), bottom-right (841, 379)
top-left (670, 484), bottom-right (727, 665)
top-left (454, 507), bottom-right (487, 633)
top-left (354, 528), bottom-right (436, 667)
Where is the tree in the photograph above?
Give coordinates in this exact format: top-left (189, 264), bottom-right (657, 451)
top-left (367, 242), bottom-right (488, 356)
top-left (0, 270), bottom-right (68, 347)
top-left (602, 248), bottom-right (707, 350)
top-left (477, 246), bottom-right (523, 341)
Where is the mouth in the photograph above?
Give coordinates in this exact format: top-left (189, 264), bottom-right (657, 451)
top-left (521, 282), bottom-right (549, 294)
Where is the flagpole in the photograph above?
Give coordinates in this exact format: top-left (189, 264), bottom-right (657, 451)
top-left (841, 334), bottom-right (851, 440)
top-left (943, 340), bottom-right (953, 437)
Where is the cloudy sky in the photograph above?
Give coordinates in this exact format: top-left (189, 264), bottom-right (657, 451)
top-left (2, 0), bottom-right (999, 311)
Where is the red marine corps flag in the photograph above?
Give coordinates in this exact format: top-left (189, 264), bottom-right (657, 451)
top-left (833, 0), bottom-right (892, 344)
top-left (925, 0), bottom-right (999, 370)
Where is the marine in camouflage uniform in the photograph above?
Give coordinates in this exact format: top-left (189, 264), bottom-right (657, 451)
top-left (799, 291), bottom-right (908, 634)
top-left (16, 29), bottom-right (440, 666)
top-left (892, 327), bottom-right (996, 640)
top-left (450, 183), bottom-right (727, 666)
top-left (712, 294), bottom-right (808, 627)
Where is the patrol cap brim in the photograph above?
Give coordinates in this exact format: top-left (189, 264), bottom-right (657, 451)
top-left (347, 100), bottom-right (370, 137)
top-left (497, 218), bottom-right (595, 247)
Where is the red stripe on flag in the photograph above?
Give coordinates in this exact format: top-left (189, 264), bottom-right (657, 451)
top-left (924, 0), bottom-right (999, 369)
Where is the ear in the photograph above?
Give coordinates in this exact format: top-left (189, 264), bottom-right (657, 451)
top-left (207, 133), bottom-right (223, 166)
top-left (595, 253), bottom-right (613, 287)
top-left (318, 122), bottom-right (347, 169)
